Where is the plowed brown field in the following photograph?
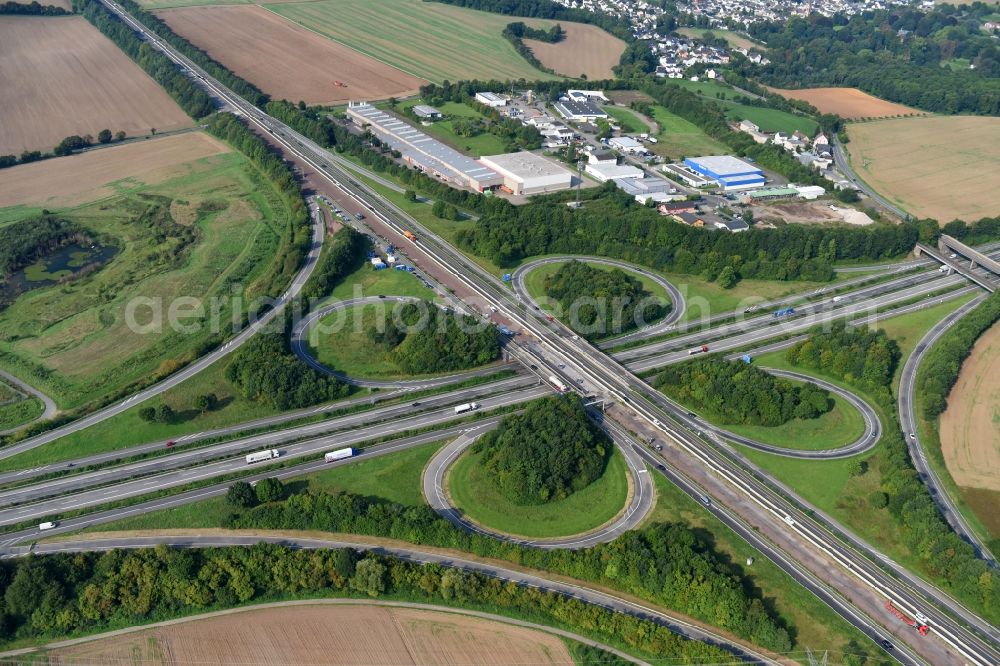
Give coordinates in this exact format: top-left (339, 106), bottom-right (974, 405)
top-left (0, 132), bottom-right (230, 210)
top-left (155, 5), bottom-right (426, 105)
top-left (940, 321), bottom-right (1000, 492)
top-left (766, 87), bottom-right (921, 119)
top-left (524, 23), bottom-right (625, 80)
top-left (0, 16), bottom-right (191, 155)
top-left (43, 604), bottom-right (575, 665)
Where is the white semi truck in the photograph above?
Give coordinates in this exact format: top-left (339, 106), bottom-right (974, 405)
top-left (324, 448), bottom-right (355, 462)
top-left (548, 375), bottom-right (569, 393)
top-left (245, 449), bottom-right (280, 464)
top-left (454, 402), bottom-right (479, 414)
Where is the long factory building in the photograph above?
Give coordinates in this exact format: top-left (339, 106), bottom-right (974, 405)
top-left (347, 102), bottom-right (503, 192)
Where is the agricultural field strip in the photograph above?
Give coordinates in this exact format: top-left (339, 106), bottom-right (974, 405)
top-left (14, 538), bottom-right (777, 664)
top-left (0, 16), bottom-right (191, 155)
top-left (25, 603), bottom-right (602, 666)
top-left (154, 5), bottom-right (425, 105)
top-left (264, 0), bottom-right (560, 83)
top-left (845, 116), bottom-right (1000, 222)
top-left (0, 388), bottom-right (544, 525)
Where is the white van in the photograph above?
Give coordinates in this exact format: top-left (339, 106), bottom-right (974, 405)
top-left (38, 521), bottom-right (57, 531)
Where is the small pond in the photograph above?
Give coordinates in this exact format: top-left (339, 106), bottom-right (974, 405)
top-left (0, 242), bottom-right (118, 307)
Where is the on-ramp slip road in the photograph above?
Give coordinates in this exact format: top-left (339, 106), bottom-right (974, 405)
top-left (0, 370), bottom-right (58, 436)
top-left (421, 420), bottom-right (655, 549)
top-left (696, 368), bottom-right (882, 459)
top-left (897, 293), bottom-right (998, 568)
top-left (510, 256), bottom-right (685, 346)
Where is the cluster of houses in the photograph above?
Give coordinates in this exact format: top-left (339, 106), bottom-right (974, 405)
top-left (653, 37), bottom-right (734, 79)
top-left (737, 119), bottom-right (834, 172)
top-left (557, 0), bottom-right (916, 31)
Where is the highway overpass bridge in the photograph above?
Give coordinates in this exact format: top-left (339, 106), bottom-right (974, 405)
top-left (914, 240), bottom-right (997, 293)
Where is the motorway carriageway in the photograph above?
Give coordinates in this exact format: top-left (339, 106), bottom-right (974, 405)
top-left (0, 384), bottom-right (549, 524)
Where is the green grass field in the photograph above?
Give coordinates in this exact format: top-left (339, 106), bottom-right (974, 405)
top-left (676, 27), bottom-right (760, 51)
top-left (395, 100), bottom-right (508, 157)
top-left (873, 293), bottom-right (976, 392)
top-left (324, 258), bottom-right (436, 304)
top-left (645, 473), bottom-right (880, 660)
top-left (448, 447), bottom-right (629, 538)
top-left (267, 0), bottom-right (561, 83)
top-left (3, 262), bottom-right (437, 468)
top-left (0, 396), bottom-right (43, 432)
top-left (648, 104), bottom-right (729, 159)
top-left (666, 80), bottom-right (818, 135)
top-left (0, 149), bottom-right (290, 411)
top-left (715, 390), bottom-right (865, 451)
top-left (89, 439), bottom-right (445, 532)
top-left (310, 304), bottom-right (411, 379)
top-left (602, 106), bottom-right (649, 134)
top-left (522, 260), bottom-right (672, 314)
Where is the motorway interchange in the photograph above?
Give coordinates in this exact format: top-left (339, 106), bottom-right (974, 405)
top-left (1, 2), bottom-right (999, 663)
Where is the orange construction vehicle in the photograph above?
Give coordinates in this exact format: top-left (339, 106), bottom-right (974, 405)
top-left (403, 230), bottom-right (417, 242)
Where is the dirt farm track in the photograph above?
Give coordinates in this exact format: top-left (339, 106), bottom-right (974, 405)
top-left (0, 16), bottom-right (192, 155)
top-left (155, 5), bottom-right (426, 105)
top-left (524, 23), bottom-right (625, 80)
top-left (36, 603), bottom-right (576, 665)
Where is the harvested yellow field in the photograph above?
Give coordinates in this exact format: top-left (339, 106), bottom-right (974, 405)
top-left (766, 87), bottom-right (921, 119)
top-left (524, 23), bottom-right (625, 80)
top-left (155, 5), bottom-right (426, 105)
top-left (940, 322), bottom-right (1000, 492)
top-left (42, 604), bottom-right (575, 665)
top-left (0, 16), bottom-right (192, 155)
top-left (0, 132), bottom-right (231, 210)
top-left (846, 116), bottom-right (1000, 222)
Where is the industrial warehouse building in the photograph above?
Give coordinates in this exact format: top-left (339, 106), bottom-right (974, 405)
top-left (475, 91), bottom-right (508, 107)
top-left (683, 155), bottom-right (765, 191)
top-left (479, 152), bottom-right (574, 195)
top-left (347, 102), bottom-right (502, 192)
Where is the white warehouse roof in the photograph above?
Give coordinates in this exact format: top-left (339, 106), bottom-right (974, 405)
top-left (479, 152), bottom-right (573, 195)
top-left (586, 162), bottom-right (643, 182)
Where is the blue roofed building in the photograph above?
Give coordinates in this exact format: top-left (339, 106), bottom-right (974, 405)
top-left (682, 155), bottom-right (765, 191)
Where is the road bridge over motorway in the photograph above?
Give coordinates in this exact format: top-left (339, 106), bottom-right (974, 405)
top-left (939, 235), bottom-right (1000, 277)
top-left (914, 243), bottom-right (997, 292)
